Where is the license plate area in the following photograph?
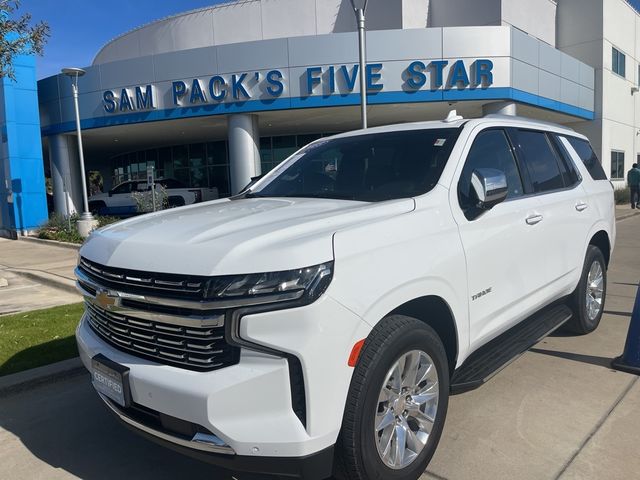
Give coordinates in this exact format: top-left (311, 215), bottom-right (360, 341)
top-left (91, 354), bottom-right (131, 408)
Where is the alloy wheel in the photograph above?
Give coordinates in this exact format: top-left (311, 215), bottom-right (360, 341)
top-left (374, 350), bottom-right (439, 469)
top-left (586, 260), bottom-right (604, 321)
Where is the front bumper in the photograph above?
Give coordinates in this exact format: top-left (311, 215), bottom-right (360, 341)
top-left (76, 293), bottom-right (370, 468)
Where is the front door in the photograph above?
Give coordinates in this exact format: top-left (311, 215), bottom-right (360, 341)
top-left (450, 127), bottom-right (545, 350)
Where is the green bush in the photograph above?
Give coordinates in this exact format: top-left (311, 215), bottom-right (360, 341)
top-left (614, 186), bottom-right (630, 205)
top-left (37, 213), bottom-right (121, 244)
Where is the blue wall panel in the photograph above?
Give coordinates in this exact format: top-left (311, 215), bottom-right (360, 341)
top-left (0, 53), bottom-right (48, 235)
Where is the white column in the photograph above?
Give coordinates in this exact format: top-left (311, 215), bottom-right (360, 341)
top-left (49, 134), bottom-right (82, 216)
top-left (482, 101), bottom-right (517, 116)
top-left (227, 114), bottom-right (261, 194)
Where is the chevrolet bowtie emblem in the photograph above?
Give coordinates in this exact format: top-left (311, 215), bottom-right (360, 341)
top-left (95, 289), bottom-right (118, 309)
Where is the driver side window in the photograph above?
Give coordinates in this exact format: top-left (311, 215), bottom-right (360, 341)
top-left (458, 129), bottom-right (523, 213)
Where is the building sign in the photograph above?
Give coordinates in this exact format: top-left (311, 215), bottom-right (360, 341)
top-left (102, 59), bottom-right (494, 113)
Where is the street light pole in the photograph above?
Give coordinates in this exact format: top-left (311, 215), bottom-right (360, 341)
top-left (62, 67), bottom-right (96, 237)
top-left (350, 0), bottom-right (369, 129)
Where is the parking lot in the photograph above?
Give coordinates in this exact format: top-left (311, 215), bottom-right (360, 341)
top-left (0, 214), bottom-right (639, 480)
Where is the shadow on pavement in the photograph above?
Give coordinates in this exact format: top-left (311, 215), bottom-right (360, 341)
top-left (529, 348), bottom-right (614, 369)
top-left (0, 373), bottom-right (271, 479)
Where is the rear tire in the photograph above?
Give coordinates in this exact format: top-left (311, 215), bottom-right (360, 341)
top-left (335, 315), bottom-right (449, 480)
top-left (88, 201), bottom-right (105, 215)
top-left (565, 245), bottom-right (607, 334)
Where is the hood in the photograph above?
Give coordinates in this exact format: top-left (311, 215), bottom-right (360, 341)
top-left (80, 197), bottom-right (415, 276)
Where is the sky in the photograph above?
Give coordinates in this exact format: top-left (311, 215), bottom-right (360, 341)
top-left (21, 0), bottom-right (228, 79)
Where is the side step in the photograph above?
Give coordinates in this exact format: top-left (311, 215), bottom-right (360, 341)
top-left (450, 303), bottom-right (572, 394)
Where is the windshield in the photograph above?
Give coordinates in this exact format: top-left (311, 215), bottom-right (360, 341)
top-left (249, 127), bottom-right (461, 202)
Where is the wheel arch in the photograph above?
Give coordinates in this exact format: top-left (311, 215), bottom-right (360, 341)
top-left (387, 295), bottom-right (459, 376)
top-left (589, 230), bottom-right (611, 267)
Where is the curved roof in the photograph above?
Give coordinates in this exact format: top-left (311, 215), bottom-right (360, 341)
top-left (92, 0), bottom-right (419, 65)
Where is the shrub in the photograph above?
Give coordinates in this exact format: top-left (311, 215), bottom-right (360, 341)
top-left (36, 213), bottom-right (121, 244)
top-left (614, 186), bottom-right (630, 205)
top-left (131, 185), bottom-right (168, 213)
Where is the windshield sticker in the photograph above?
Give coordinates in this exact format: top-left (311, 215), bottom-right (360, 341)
top-left (434, 138), bottom-right (446, 147)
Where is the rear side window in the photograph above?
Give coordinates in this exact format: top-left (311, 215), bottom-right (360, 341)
top-left (515, 130), bottom-right (564, 193)
top-left (549, 135), bottom-right (580, 187)
top-left (564, 137), bottom-right (607, 181)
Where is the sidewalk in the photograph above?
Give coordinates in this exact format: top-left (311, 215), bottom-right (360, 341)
top-left (0, 238), bottom-right (81, 314)
top-left (422, 214), bottom-right (640, 480)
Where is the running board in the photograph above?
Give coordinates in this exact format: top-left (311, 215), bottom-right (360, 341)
top-left (450, 303), bottom-right (572, 394)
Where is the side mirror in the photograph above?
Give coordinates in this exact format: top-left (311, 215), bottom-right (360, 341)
top-left (108, 190), bottom-right (113, 197)
top-left (470, 168), bottom-right (508, 210)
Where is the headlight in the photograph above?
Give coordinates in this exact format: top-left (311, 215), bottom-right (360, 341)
top-left (202, 262), bottom-right (333, 306)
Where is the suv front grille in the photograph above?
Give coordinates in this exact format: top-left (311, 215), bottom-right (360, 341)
top-left (78, 258), bottom-right (240, 372)
top-left (79, 257), bottom-right (207, 300)
top-left (85, 302), bottom-right (239, 371)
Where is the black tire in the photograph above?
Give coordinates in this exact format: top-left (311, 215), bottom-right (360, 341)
top-left (565, 245), bottom-right (607, 334)
top-left (89, 201), bottom-right (105, 215)
top-left (335, 315), bottom-right (449, 480)
top-left (167, 196), bottom-right (185, 208)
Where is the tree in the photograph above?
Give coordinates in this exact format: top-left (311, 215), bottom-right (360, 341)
top-left (0, 0), bottom-right (49, 80)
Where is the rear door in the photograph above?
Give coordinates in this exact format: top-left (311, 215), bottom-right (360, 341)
top-left (451, 127), bottom-right (545, 348)
top-left (509, 129), bottom-right (590, 299)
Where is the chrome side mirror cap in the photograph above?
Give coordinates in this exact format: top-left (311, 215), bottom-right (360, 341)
top-left (471, 168), bottom-right (508, 210)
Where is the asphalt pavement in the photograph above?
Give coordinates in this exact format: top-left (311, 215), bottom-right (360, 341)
top-left (0, 215), bottom-right (639, 479)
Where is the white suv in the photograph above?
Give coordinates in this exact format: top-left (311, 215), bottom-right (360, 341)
top-left (75, 113), bottom-right (615, 480)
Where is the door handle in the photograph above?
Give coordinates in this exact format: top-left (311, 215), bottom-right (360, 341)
top-left (526, 214), bottom-right (543, 225)
top-left (575, 202), bottom-right (588, 212)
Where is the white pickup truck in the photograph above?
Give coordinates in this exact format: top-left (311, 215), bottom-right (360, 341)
top-left (75, 113), bottom-right (614, 480)
top-left (88, 178), bottom-right (218, 216)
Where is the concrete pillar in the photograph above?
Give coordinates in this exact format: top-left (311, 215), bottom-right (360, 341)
top-left (49, 134), bottom-right (83, 216)
top-left (482, 101), bottom-right (517, 117)
top-left (227, 114), bottom-right (261, 194)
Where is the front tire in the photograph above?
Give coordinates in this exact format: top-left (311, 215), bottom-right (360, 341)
top-left (336, 315), bottom-right (449, 480)
top-left (566, 245), bottom-right (607, 334)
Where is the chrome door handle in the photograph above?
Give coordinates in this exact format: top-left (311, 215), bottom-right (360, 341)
top-left (526, 214), bottom-right (543, 225)
top-left (575, 202), bottom-right (588, 212)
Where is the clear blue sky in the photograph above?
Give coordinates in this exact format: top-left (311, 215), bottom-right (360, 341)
top-left (22, 0), bottom-right (227, 79)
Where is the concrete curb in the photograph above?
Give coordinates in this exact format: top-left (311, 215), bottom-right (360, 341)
top-left (0, 357), bottom-right (85, 397)
top-left (9, 269), bottom-right (78, 295)
top-left (21, 236), bottom-right (81, 250)
top-left (616, 210), bottom-right (640, 221)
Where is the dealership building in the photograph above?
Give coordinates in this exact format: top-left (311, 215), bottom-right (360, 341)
top-left (1, 0), bottom-right (639, 236)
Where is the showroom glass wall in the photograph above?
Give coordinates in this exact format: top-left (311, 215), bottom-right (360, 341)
top-left (110, 133), bottom-right (331, 196)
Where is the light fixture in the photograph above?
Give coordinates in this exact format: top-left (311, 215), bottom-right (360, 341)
top-left (62, 66), bottom-right (96, 237)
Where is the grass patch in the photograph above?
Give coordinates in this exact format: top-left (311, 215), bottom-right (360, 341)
top-left (0, 303), bottom-right (84, 377)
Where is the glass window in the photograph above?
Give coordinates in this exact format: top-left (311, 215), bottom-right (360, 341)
top-left (251, 128), bottom-right (461, 202)
top-left (208, 166), bottom-right (230, 197)
top-left (612, 47), bottom-right (626, 77)
top-left (206, 141), bottom-right (227, 166)
top-left (458, 129), bottom-right (523, 213)
top-left (272, 135), bottom-right (297, 163)
top-left (111, 181), bottom-right (133, 194)
top-left (297, 134), bottom-right (321, 147)
top-left (516, 130), bottom-right (564, 193)
top-left (158, 147), bottom-right (172, 179)
top-left (173, 168), bottom-right (190, 186)
top-left (549, 135), bottom-right (580, 187)
top-left (611, 151), bottom-right (625, 180)
top-left (172, 145), bottom-right (188, 168)
top-left (159, 178), bottom-right (186, 189)
top-left (564, 137), bottom-right (607, 181)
